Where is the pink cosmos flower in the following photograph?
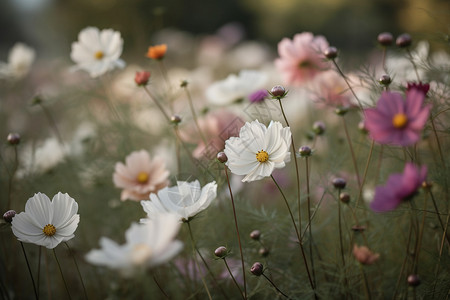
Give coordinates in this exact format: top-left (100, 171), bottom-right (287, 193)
top-left (310, 70), bottom-right (352, 107)
top-left (113, 150), bottom-right (169, 201)
top-left (364, 89), bottom-right (431, 146)
top-left (275, 32), bottom-right (330, 86)
top-left (370, 163), bottom-right (427, 212)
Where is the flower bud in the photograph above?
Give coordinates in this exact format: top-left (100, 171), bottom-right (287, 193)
top-left (217, 152), bottom-right (228, 163)
top-left (335, 106), bottom-right (349, 116)
top-left (269, 85), bottom-right (286, 98)
top-left (298, 146), bottom-right (312, 157)
top-left (170, 115), bottom-right (182, 125)
top-left (340, 192), bottom-right (350, 204)
top-left (180, 80), bottom-right (189, 88)
top-left (324, 46), bottom-right (338, 59)
top-left (259, 248), bottom-right (270, 257)
top-left (358, 121), bottom-right (368, 134)
top-left (332, 178), bottom-right (347, 189)
top-left (407, 274), bottom-right (421, 287)
top-left (422, 181), bottom-right (432, 190)
top-left (378, 74), bottom-right (392, 86)
top-left (250, 230), bottom-right (261, 240)
top-left (214, 246), bottom-right (228, 258)
top-left (396, 33), bottom-right (412, 48)
top-left (312, 121), bottom-right (326, 135)
top-left (377, 32), bottom-right (393, 46)
top-left (7, 133), bottom-right (21, 145)
top-left (3, 210), bottom-right (16, 223)
top-left (135, 71), bottom-right (151, 86)
top-left (250, 262), bottom-right (264, 276)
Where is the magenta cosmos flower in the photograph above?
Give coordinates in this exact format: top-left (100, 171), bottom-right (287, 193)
top-left (364, 89), bottom-right (431, 146)
top-left (113, 150), bottom-right (169, 201)
top-left (370, 163), bottom-right (427, 212)
top-left (275, 32), bottom-right (330, 86)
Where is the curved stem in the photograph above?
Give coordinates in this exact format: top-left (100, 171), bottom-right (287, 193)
top-left (429, 189), bottom-right (450, 246)
top-left (277, 98), bottom-right (302, 233)
top-left (64, 242), bottom-right (88, 300)
top-left (331, 59), bottom-right (364, 113)
top-left (271, 175), bottom-right (315, 292)
top-left (342, 116), bottom-right (361, 187)
top-left (223, 258), bottom-right (245, 300)
top-left (20, 242), bottom-right (39, 300)
top-left (153, 275), bottom-right (170, 299)
top-left (142, 86), bottom-right (171, 123)
top-left (184, 86), bottom-right (208, 146)
top-left (224, 166), bottom-right (247, 299)
top-left (53, 248), bottom-right (71, 300)
top-left (406, 49), bottom-right (421, 82)
top-left (262, 273), bottom-right (290, 299)
top-left (355, 140), bottom-right (375, 212)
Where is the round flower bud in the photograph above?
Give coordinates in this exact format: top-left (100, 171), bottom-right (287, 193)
top-left (3, 210), bottom-right (16, 223)
top-left (324, 46), bottom-right (338, 59)
top-left (407, 274), bottom-right (421, 287)
top-left (7, 133), bottom-right (21, 145)
top-left (340, 192), bottom-right (350, 204)
top-left (312, 121), bottom-right (326, 135)
top-left (335, 106), bottom-right (349, 116)
top-left (250, 262), bottom-right (264, 276)
top-left (259, 247), bottom-right (270, 257)
top-left (134, 71), bottom-right (151, 86)
top-left (378, 74), bottom-right (392, 86)
top-left (214, 246), bottom-right (228, 258)
top-left (270, 85), bottom-right (286, 98)
top-left (250, 230), bottom-right (261, 240)
top-left (377, 32), bottom-right (394, 46)
top-left (358, 121), bottom-right (368, 134)
top-left (332, 178), bottom-right (347, 189)
top-left (170, 115), bottom-right (182, 125)
top-left (217, 152), bottom-right (228, 163)
top-left (422, 181), bottom-right (432, 190)
top-left (396, 33), bottom-right (412, 48)
top-left (299, 146), bottom-right (312, 157)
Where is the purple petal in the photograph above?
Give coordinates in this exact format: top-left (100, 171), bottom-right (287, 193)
top-left (405, 89), bottom-right (425, 116)
top-left (377, 92), bottom-right (405, 116)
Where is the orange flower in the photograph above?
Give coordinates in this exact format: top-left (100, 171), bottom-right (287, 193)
top-left (146, 44), bottom-right (167, 60)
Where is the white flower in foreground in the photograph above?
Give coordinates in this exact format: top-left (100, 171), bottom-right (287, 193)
top-left (70, 27), bottom-right (125, 78)
top-left (85, 214), bottom-right (183, 277)
top-left (141, 180), bottom-right (217, 222)
top-left (206, 70), bottom-right (268, 106)
top-left (0, 43), bottom-right (35, 79)
top-left (224, 120), bottom-right (291, 182)
top-left (11, 193), bottom-right (80, 249)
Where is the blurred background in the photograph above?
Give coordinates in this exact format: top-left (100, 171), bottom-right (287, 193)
top-left (1, 0), bottom-right (449, 61)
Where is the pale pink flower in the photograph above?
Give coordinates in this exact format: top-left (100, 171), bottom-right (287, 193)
top-left (310, 70), bottom-right (352, 107)
top-left (113, 150), bottom-right (169, 201)
top-left (180, 110), bottom-right (244, 159)
top-left (275, 32), bottom-right (330, 86)
top-left (353, 245), bottom-right (380, 265)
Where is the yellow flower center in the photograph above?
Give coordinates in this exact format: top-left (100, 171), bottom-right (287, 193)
top-left (131, 243), bottom-right (152, 264)
top-left (137, 172), bottom-right (149, 183)
top-left (392, 113), bottom-right (408, 128)
top-left (256, 150), bottom-right (269, 163)
top-left (43, 224), bottom-right (56, 236)
top-left (94, 51), bottom-right (104, 60)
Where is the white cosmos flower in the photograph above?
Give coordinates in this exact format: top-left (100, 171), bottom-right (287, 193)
top-left (70, 27), bottom-right (125, 78)
top-left (0, 43), bottom-right (35, 79)
top-left (141, 180), bottom-right (217, 222)
top-left (85, 214), bottom-right (183, 277)
top-left (206, 70), bottom-right (268, 106)
top-left (11, 193), bottom-right (80, 249)
top-left (224, 120), bottom-right (291, 182)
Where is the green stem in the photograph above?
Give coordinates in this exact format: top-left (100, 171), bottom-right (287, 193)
top-left (223, 258), bottom-right (245, 300)
top-left (429, 189), bottom-right (450, 246)
top-left (64, 242), bottom-right (88, 299)
top-left (358, 263), bottom-right (371, 300)
top-left (406, 49), bottom-right (421, 82)
top-left (262, 273), bottom-right (290, 299)
top-left (331, 59), bottom-right (364, 113)
top-left (305, 157), bottom-right (316, 287)
top-left (224, 166), bottom-right (247, 299)
top-left (153, 275), bottom-right (170, 299)
top-left (53, 248), bottom-right (71, 300)
top-left (184, 85), bottom-right (208, 146)
top-left (20, 242), bottom-right (39, 300)
top-left (342, 116), bottom-right (362, 187)
top-left (142, 86), bottom-right (171, 123)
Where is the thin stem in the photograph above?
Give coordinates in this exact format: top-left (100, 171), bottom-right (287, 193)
top-left (381, 47), bottom-right (388, 74)
top-left (271, 175), bottom-right (315, 292)
top-left (183, 85), bottom-right (208, 146)
top-left (53, 248), bottom-right (71, 300)
top-left (305, 157), bottom-right (316, 286)
top-left (224, 166), bottom-right (247, 299)
top-left (142, 86), bottom-right (171, 123)
top-left (7, 146), bottom-right (18, 210)
top-left (355, 140), bottom-right (375, 212)
top-left (342, 116), bottom-right (362, 187)
top-left (331, 59), bottom-right (364, 113)
top-left (223, 258), bottom-right (245, 300)
top-left (153, 275), bottom-right (170, 299)
top-left (39, 103), bottom-right (65, 147)
top-left (337, 189), bottom-right (346, 268)
top-left (430, 115), bottom-right (446, 170)
top-left (157, 60), bottom-right (174, 114)
top-left (358, 263), bottom-right (371, 300)
top-left (429, 189), bottom-right (450, 246)
top-left (37, 246), bottom-right (41, 297)
top-left (64, 243), bottom-right (88, 300)
top-left (262, 273), bottom-right (290, 299)
top-left (406, 49), bottom-right (421, 82)
top-left (185, 222), bottom-right (212, 300)
top-left (174, 126), bottom-right (181, 174)
top-left (20, 242), bottom-right (39, 300)
top-left (277, 98), bottom-right (302, 233)
top-left (413, 197), bottom-right (428, 274)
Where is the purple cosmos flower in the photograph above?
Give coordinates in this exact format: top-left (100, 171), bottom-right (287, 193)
top-left (249, 89), bottom-right (269, 103)
top-left (364, 89), bottom-right (431, 146)
top-left (370, 163), bottom-right (427, 212)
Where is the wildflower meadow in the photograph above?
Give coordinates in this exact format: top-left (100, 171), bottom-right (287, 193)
top-left (1, 8), bottom-right (449, 300)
